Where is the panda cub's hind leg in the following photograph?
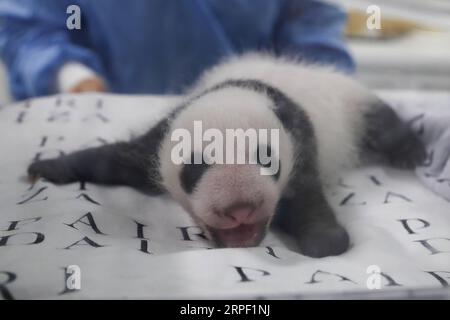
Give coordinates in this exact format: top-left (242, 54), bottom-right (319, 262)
top-left (362, 99), bottom-right (426, 168)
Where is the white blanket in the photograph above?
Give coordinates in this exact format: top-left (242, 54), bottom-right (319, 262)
top-left (0, 92), bottom-right (449, 299)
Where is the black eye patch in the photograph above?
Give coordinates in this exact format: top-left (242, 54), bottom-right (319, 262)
top-left (256, 145), bottom-right (280, 180)
top-left (180, 152), bottom-right (211, 193)
top-left (257, 145), bottom-right (272, 167)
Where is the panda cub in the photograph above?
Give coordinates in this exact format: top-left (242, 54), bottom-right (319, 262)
top-left (28, 53), bottom-right (425, 258)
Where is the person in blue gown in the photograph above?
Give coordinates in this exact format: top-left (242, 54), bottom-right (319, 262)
top-left (0, 0), bottom-right (354, 100)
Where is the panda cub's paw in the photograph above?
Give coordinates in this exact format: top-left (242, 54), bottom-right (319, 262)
top-left (28, 158), bottom-right (77, 184)
top-left (387, 132), bottom-right (427, 169)
top-left (298, 223), bottom-right (350, 258)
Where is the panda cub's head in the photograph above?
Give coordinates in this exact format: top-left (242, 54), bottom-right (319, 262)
top-left (159, 86), bottom-right (294, 248)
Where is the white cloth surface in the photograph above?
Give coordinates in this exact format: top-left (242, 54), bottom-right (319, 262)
top-left (0, 92), bottom-right (449, 299)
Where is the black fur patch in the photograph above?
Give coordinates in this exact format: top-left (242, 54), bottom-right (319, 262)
top-left (179, 153), bottom-right (211, 193)
top-left (362, 99), bottom-right (426, 168)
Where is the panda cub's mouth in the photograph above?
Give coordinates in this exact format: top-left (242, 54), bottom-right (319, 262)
top-left (208, 219), bottom-right (268, 248)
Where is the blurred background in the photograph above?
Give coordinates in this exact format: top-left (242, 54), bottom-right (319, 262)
top-left (336, 0), bottom-right (450, 91)
top-left (0, 0), bottom-right (449, 104)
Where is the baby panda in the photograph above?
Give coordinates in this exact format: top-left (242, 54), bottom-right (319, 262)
top-left (27, 53), bottom-right (425, 258)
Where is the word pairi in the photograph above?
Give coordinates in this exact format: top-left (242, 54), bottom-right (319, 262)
top-left (171, 121), bottom-right (280, 176)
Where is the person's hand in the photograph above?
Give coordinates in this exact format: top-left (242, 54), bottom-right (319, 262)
top-left (69, 77), bottom-right (106, 93)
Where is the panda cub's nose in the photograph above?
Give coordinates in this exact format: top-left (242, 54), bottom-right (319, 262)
top-left (223, 203), bottom-right (256, 224)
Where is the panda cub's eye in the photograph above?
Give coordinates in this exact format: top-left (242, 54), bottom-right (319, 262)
top-left (256, 145), bottom-right (272, 168)
top-left (256, 145), bottom-right (280, 180)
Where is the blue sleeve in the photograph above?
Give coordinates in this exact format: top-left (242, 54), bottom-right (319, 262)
top-left (274, 0), bottom-right (355, 74)
top-left (0, 0), bottom-right (104, 100)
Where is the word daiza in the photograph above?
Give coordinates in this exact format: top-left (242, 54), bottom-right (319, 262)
top-left (28, 53), bottom-right (425, 258)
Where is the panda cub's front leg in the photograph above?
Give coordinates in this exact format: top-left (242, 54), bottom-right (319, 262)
top-left (27, 139), bottom-right (165, 195)
top-left (275, 176), bottom-right (350, 258)
top-left (295, 204), bottom-right (349, 258)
